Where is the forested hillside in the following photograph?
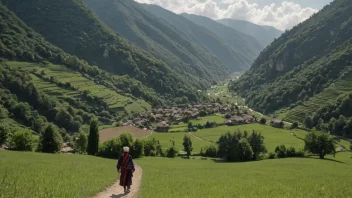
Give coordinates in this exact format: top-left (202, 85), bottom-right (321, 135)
top-left (1, 0), bottom-right (205, 104)
top-left (85, 0), bottom-right (228, 87)
top-left (142, 4), bottom-right (256, 71)
top-left (0, 2), bottom-right (155, 135)
top-left (182, 14), bottom-right (263, 63)
top-left (217, 19), bottom-right (283, 47)
top-left (230, 0), bottom-right (352, 115)
top-left (228, 0), bottom-right (352, 138)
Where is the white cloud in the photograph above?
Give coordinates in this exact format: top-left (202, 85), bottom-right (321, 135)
top-left (135, 0), bottom-right (317, 30)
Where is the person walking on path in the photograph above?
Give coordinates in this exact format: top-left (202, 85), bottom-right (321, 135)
top-left (117, 146), bottom-right (135, 193)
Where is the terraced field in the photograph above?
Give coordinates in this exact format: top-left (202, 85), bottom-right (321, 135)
top-left (283, 70), bottom-right (352, 123)
top-left (5, 61), bottom-right (151, 114)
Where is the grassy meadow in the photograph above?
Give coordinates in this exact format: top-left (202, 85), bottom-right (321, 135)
top-left (193, 123), bottom-right (305, 152)
top-left (146, 131), bottom-right (211, 153)
top-left (137, 152), bottom-right (352, 198)
top-left (0, 151), bottom-right (117, 198)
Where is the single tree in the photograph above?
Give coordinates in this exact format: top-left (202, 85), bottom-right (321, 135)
top-left (166, 138), bottom-right (178, 158)
top-left (304, 116), bottom-right (314, 129)
top-left (74, 131), bottom-right (88, 154)
top-left (187, 122), bottom-right (193, 129)
top-left (304, 130), bottom-right (336, 159)
top-left (87, 119), bottom-right (99, 155)
top-left (0, 123), bottom-right (10, 146)
top-left (248, 130), bottom-right (267, 160)
top-left (41, 124), bottom-right (63, 153)
top-left (183, 135), bottom-right (193, 157)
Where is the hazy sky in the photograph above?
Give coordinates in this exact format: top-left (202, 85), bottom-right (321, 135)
top-left (135, 0), bottom-right (334, 30)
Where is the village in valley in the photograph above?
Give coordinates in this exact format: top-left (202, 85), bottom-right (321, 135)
top-left (122, 102), bottom-right (285, 132)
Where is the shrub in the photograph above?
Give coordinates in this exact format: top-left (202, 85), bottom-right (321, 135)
top-left (144, 138), bottom-right (163, 156)
top-left (11, 130), bottom-right (36, 151)
top-left (73, 131), bottom-right (88, 154)
top-left (200, 144), bottom-right (218, 157)
top-left (204, 121), bottom-right (217, 128)
top-left (275, 145), bottom-right (287, 158)
top-left (268, 152), bottom-right (276, 159)
top-left (187, 122), bottom-right (193, 129)
top-left (295, 149), bottom-right (305, 157)
top-left (199, 110), bottom-right (207, 117)
top-left (131, 139), bottom-right (144, 158)
top-left (41, 124), bottom-right (63, 153)
top-left (291, 122), bottom-right (299, 129)
top-left (98, 138), bottom-right (122, 158)
top-left (286, 147), bottom-right (296, 157)
top-left (0, 106), bottom-right (9, 119)
top-left (0, 123), bottom-right (10, 146)
top-left (260, 118), bottom-right (266, 124)
top-left (225, 114), bottom-right (231, 119)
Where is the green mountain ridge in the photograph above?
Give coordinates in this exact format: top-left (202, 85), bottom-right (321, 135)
top-left (217, 18), bottom-right (283, 47)
top-left (141, 4), bottom-right (257, 71)
top-left (1, 0), bottom-right (205, 104)
top-left (181, 13), bottom-right (264, 62)
top-left (230, 0), bottom-right (352, 136)
top-left (84, 0), bottom-right (228, 87)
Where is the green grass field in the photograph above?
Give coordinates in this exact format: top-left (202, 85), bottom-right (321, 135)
top-left (194, 124), bottom-right (305, 152)
top-left (5, 61), bottom-right (151, 114)
top-left (137, 152), bottom-right (352, 198)
top-left (283, 71), bottom-right (352, 123)
top-left (146, 131), bottom-right (211, 153)
top-left (0, 151), bottom-right (117, 198)
top-left (170, 115), bottom-right (226, 132)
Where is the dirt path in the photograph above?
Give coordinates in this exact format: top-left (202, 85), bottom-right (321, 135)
top-left (188, 132), bottom-right (213, 143)
top-left (93, 165), bottom-right (142, 198)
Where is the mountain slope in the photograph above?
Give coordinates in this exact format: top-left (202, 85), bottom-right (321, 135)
top-left (85, 0), bottom-right (228, 87)
top-left (217, 18), bottom-right (283, 47)
top-left (141, 4), bottom-right (254, 71)
top-left (0, 3), bottom-right (152, 134)
top-left (230, 0), bottom-right (352, 115)
top-left (181, 13), bottom-right (263, 63)
top-left (1, 0), bottom-right (204, 104)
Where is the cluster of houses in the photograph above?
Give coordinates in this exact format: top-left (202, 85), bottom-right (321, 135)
top-left (121, 103), bottom-right (262, 132)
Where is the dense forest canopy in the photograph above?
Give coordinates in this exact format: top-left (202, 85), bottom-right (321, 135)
top-left (1, 0), bottom-right (206, 104)
top-left (230, 0), bottom-right (352, 114)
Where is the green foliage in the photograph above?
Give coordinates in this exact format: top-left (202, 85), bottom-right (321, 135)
top-left (143, 137), bottom-right (163, 157)
top-left (187, 122), bottom-right (193, 129)
top-left (291, 122), bottom-right (299, 129)
top-left (248, 130), bottom-right (267, 160)
top-left (85, 0), bottom-right (229, 88)
top-left (181, 13), bottom-right (263, 71)
top-left (200, 144), bottom-right (218, 157)
top-left (10, 130), bottom-right (36, 151)
top-left (286, 146), bottom-right (296, 157)
top-left (87, 120), bottom-right (99, 155)
top-left (0, 105), bottom-right (9, 118)
top-left (217, 131), bottom-right (258, 162)
top-left (259, 117), bottom-right (267, 124)
top-left (166, 138), bottom-right (178, 158)
top-left (275, 145), bottom-right (287, 158)
top-left (230, 0), bottom-right (352, 114)
top-left (73, 131), bottom-right (88, 154)
top-left (304, 129), bottom-right (336, 159)
top-left (131, 139), bottom-right (144, 158)
top-left (41, 124), bottom-right (63, 153)
top-left (0, 123), bottom-right (10, 145)
top-left (182, 135), bottom-right (193, 156)
top-left (2, 0), bottom-right (206, 105)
